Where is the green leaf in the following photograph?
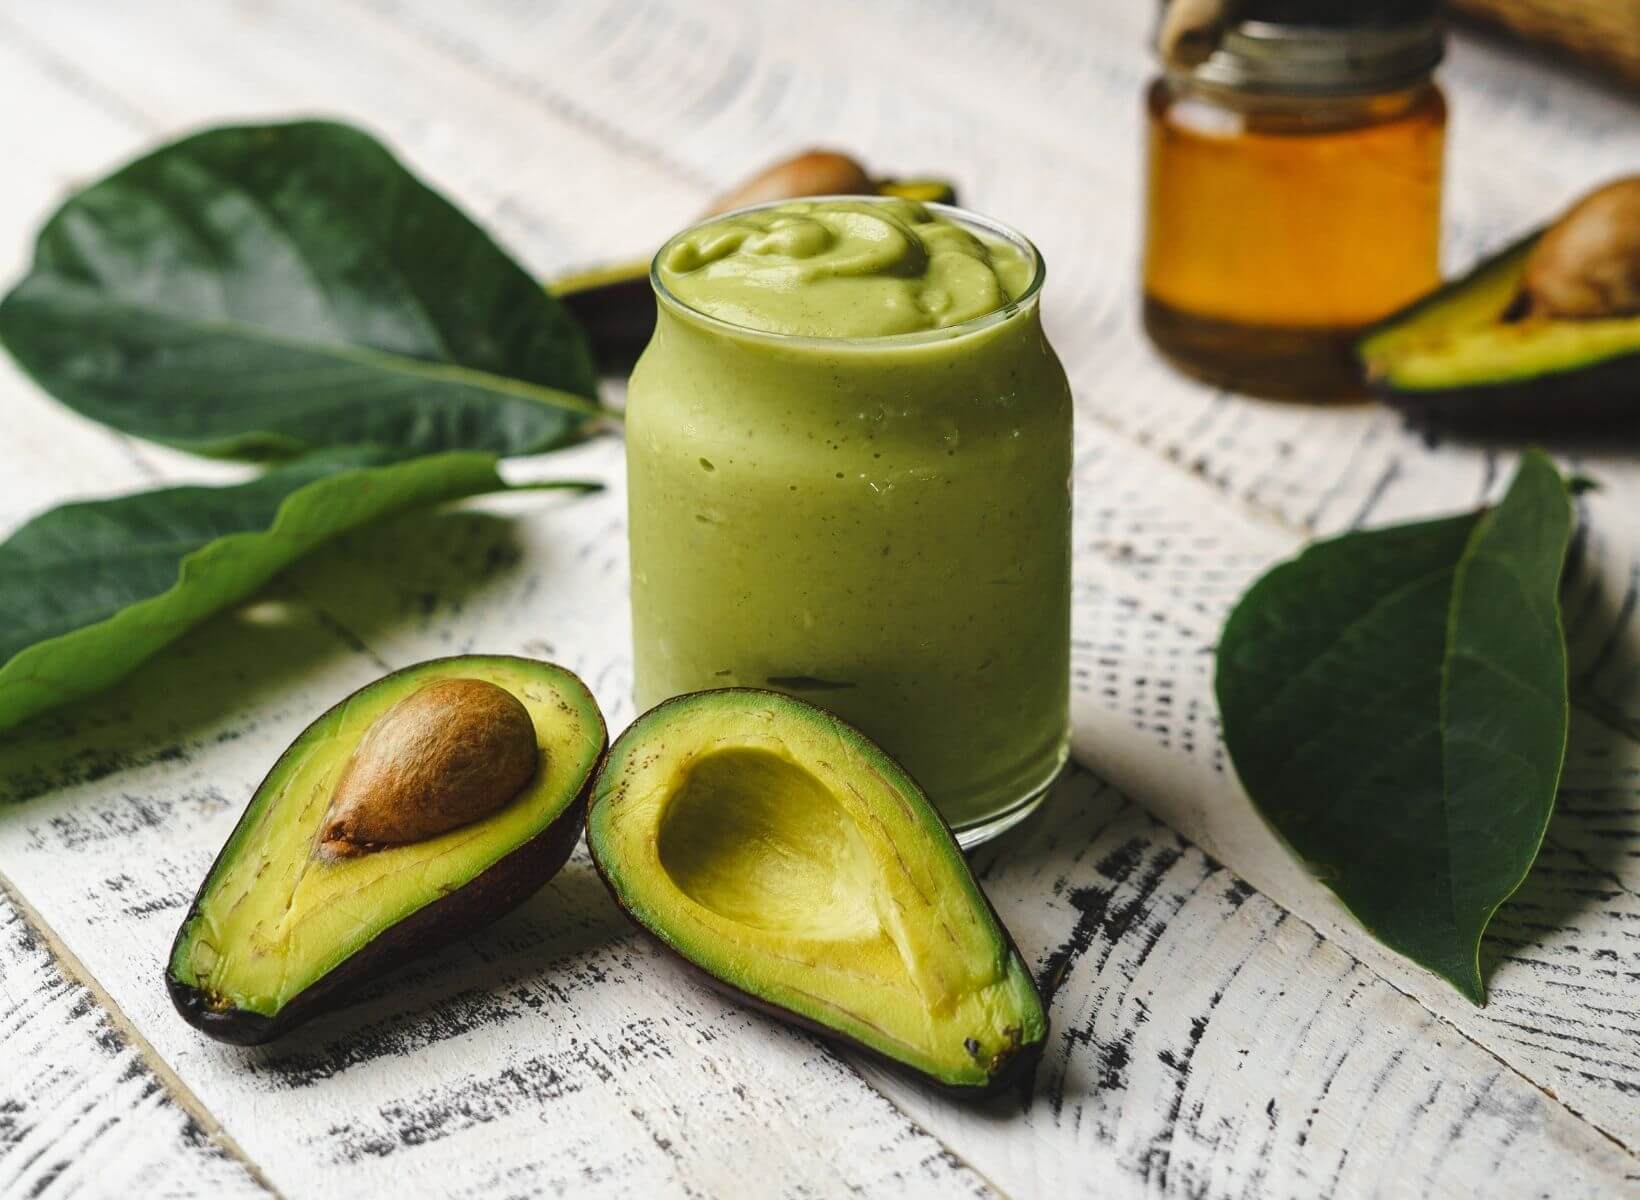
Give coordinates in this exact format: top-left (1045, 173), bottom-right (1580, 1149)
top-left (0, 121), bottom-right (603, 460)
top-left (0, 449), bottom-right (592, 732)
top-left (1215, 450), bottom-right (1573, 1004)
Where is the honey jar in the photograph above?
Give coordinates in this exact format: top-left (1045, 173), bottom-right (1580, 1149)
top-left (1143, 0), bottom-right (1446, 397)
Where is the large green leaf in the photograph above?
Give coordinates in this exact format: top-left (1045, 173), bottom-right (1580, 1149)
top-left (0, 450), bottom-right (592, 732)
top-left (0, 121), bottom-right (602, 459)
top-left (1215, 451), bottom-right (1573, 1003)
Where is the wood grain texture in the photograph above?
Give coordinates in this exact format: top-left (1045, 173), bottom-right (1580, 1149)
top-left (0, 889), bottom-right (269, 1199)
top-left (868, 769), bottom-right (1640, 1198)
top-left (1, 0), bottom-right (1637, 1196)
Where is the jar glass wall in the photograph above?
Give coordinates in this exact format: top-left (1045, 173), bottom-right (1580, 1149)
top-left (1143, 75), bottom-right (1446, 397)
top-left (626, 200), bottom-right (1072, 843)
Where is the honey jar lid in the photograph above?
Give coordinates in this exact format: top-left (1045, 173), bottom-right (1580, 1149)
top-left (1158, 0), bottom-right (1443, 94)
top-left (1238, 0), bottom-right (1435, 25)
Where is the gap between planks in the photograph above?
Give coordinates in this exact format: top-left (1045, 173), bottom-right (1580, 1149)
top-left (1138, 848), bottom-right (1640, 1165)
top-left (0, 868), bottom-right (284, 1200)
top-left (836, 1057), bottom-right (1018, 1200)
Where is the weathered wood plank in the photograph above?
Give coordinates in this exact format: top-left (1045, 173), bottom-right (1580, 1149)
top-left (2, 0), bottom-right (1637, 1196)
top-left (0, 888), bottom-right (270, 1199)
top-left (0, 23), bottom-right (189, 526)
top-left (867, 769), bottom-right (1640, 1198)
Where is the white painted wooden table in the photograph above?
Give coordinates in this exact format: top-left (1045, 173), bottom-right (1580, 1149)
top-left (2, 3), bottom-right (1637, 1197)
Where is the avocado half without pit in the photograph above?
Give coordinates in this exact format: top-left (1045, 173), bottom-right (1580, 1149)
top-left (586, 689), bottom-right (1047, 1095)
top-left (1358, 176), bottom-right (1640, 428)
top-left (167, 656), bottom-right (606, 1044)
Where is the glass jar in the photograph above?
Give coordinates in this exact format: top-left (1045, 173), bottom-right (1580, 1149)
top-left (625, 200), bottom-right (1072, 844)
top-left (1142, 7), bottom-right (1447, 397)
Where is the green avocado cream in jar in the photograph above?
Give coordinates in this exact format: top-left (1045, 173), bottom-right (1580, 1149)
top-left (626, 196), bottom-right (1072, 843)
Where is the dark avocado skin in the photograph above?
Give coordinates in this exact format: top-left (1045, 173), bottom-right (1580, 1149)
top-left (1377, 352), bottom-right (1640, 432)
top-left (558, 271), bottom-right (654, 375)
top-left (584, 688), bottom-right (1047, 1099)
top-left (166, 655), bottom-right (606, 1046)
top-left (1359, 233), bottom-right (1640, 431)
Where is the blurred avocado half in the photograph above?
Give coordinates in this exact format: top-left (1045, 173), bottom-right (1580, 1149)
top-left (552, 150), bottom-right (959, 371)
top-left (1359, 177), bottom-right (1640, 428)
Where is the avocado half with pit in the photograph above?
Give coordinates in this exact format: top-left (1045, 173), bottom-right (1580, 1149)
top-left (551, 149), bottom-right (957, 372)
top-left (167, 655), bottom-right (606, 1044)
top-left (586, 689), bottom-right (1047, 1095)
top-left (1358, 235), bottom-right (1640, 428)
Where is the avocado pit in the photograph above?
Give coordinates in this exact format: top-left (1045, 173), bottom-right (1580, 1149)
top-left (1519, 177), bottom-right (1640, 321)
top-left (319, 677), bottom-right (540, 856)
top-left (705, 149), bottom-right (874, 216)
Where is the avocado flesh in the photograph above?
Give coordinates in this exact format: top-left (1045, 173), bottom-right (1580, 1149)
top-left (168, 656), bottom-right (605, 1040)
top-left (587, 689), bottom-right (1046, 1093)
top-left (1358, 236), bottom-right (1640, 422)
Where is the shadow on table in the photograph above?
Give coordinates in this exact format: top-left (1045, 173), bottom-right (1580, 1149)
top-left (1397, 408), bottom-right (1640, 452)
top-left (1479, 520), bottom-right (1640, 987)
top-left (1478, 704), bottom-right (1639, 990)
top-left (0, 508), bottom-right (534, 804)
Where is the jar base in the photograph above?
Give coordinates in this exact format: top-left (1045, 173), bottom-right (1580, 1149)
top-left (950, 742), bottom-right (1069, 849)
top-left (1143, 296), bottom-right (1373, 401)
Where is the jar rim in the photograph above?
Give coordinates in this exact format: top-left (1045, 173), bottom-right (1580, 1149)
top-left (649, 195), bottom-right (1047, 349)
top-left (1176, 17), bottom-right (1444, 96)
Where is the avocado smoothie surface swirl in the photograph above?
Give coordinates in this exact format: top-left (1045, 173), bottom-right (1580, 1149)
top-left (629, 196), bottom-right (1072, 841)
top-left (657, 198), bottom-right (1035, 337)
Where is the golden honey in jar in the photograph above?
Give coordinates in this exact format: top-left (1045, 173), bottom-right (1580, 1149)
top-left (1143, 1), bottom-right (1446, 397)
